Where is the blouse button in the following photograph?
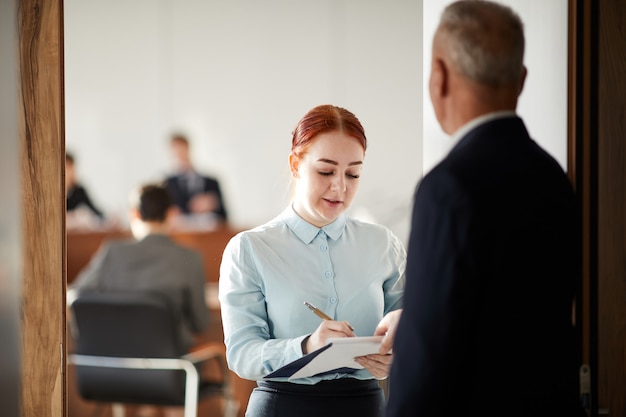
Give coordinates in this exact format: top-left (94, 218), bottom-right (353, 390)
top-left (330, 297), bottom-right (337, 303)
top-left (320, 245), bottom-right (328, 251)
top-left (325, 271), bottom-right (333, 278)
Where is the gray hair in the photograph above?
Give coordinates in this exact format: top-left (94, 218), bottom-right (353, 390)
top-left (438, 0), bottom-right (525, 87)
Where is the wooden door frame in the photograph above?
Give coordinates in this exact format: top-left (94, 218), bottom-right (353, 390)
top-left (16, 1), bottom-right (607, 416)
top-left (566, 0), bottom-right (626, 416)
top-left (18, 0), bottom-right (66, 416)
top-left (578, 1), bottom-right (626, 416)
top-left (568, 0), bottom-right (598, 414)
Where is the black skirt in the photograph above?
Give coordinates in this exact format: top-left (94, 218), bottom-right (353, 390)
top-left (245, 379), bottom-right (385, 417)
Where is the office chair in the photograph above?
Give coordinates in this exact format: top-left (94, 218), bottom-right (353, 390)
top-left (67, 290), bottom-right (238, 417)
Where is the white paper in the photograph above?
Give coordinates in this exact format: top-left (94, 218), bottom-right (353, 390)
top-left (288, 336), bottom-right (383, 380)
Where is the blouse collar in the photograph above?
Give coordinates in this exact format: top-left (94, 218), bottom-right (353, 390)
top-left (281, 205), bottom-right (347, 244)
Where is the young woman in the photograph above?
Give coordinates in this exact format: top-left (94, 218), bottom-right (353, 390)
top-left (219, 104), bottom-right (405, 417)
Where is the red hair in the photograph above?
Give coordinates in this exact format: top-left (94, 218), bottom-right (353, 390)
top-left (291, 105), bottom-right (367, 157)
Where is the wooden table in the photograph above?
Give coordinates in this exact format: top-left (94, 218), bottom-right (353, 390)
top-left (66, 226), bottom-right (240, 287)
top-left (66, 226), bottom-right (257, 417)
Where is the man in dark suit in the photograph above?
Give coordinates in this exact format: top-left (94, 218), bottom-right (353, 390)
top-left (70, 183), bottom-right (209, 352)
top-left (385, 2), bottom-right (584, 416)
top-left (165, 134), bottom-right (228, 222)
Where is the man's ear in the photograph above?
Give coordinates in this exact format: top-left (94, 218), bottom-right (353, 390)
top-left (518, 66), bottom-right (528, 96)
top-left (430, 57), bottom-right (449, 99)
top-left (288, 153), bottom-right (299, 178)
top-left (428, 56), bottom-right (449, 131)
top-left (165, 206), bottom-right (180, 221)
top-left (129, 207), bottom-right (141, 221)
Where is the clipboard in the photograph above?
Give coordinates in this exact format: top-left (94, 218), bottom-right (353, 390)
top-left (264, 336), bottom-right (383, 380)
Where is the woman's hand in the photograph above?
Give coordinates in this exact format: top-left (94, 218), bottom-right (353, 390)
top-left (352, 309), bottom-right (403, 379)
top-left (303, 320), bottom-right (355, 354)
top-left (354, 352), bottom-right (393, 379)
top-left (374, 309), bottom-right (402, 354)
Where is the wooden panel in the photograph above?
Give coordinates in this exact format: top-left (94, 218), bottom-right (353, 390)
top-left (568, 1), bottom-right (598, 412)
top-left (66, 227), bottom-right (238, 285)
top-left (66, 229), bottom-right (132, 283)
top-left (18, 0), bottom-right (65, 416)
top-left (597, 1), bottom-right (626, 415)
top-left (171, 227), bottom-right (239, 284)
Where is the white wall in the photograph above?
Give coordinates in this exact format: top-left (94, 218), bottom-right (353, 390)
top-left (422, 0), bottom-right (568, 173)
top-left (65, 1), bottom-right (568, 244)
top-left (64, 0), bottom-right (422, 244)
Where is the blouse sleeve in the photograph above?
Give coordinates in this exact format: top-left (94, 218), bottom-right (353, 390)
top-left (382, 228), bottom-right (407, 314)
top-left (218, 233), bottom-right (308, 381)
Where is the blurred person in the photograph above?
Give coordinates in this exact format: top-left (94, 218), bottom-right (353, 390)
top-left (165, 134), bottom-right (228, 226)
top-left (66, 152), bottom-right (105, 229)
top-left (69, 183), bottom-right (210, 417)
top-left (386, 2), bottom-right (584, 417)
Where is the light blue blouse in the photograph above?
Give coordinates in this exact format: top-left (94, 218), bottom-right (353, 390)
top-left (219, 206), bottom-right (406, 384)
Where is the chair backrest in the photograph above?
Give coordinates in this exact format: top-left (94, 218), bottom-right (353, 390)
top-left (70, 290), bottom-right (188, 405)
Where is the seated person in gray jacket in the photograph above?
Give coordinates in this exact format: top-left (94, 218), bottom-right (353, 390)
top-left (69, 182), bottom-right (209, 351)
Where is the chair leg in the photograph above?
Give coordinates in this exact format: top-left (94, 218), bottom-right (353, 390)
top-left (111, 403), bottom-right (125, 417)
top-left (182, 363), bottom-right (199, 417)
top-left (223, 398), bottom-right (240, 417)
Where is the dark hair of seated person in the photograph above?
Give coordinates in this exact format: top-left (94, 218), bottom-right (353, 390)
top-left (133, 184), bottom-right (172, 222)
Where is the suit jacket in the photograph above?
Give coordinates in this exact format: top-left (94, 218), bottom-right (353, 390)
top-left (165, 173), bottom-right (228, 220)
top-left (387, 117), bottom-right (584, 417)
top-left (71, 234), bottom-right (210, 351)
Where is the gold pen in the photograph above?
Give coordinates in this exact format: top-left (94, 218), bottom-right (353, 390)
top-left (304, 301), bottom-right (354, 331)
